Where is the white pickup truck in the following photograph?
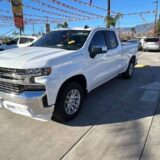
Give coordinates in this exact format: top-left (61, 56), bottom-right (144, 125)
top-left (0, 27), bottom-right (138, 122)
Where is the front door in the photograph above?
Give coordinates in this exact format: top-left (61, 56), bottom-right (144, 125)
top-left (87, 31), bottom-right (113, 90)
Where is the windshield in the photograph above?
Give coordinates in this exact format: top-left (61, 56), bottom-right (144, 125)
top-left (145, 38), bottom-right (159, 42)
top-left (33, 30), bottom-right (90, 50)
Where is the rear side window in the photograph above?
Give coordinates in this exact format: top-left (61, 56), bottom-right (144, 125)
top-left (7, 38), bottom-right (19, 45)
top-left (105, 31), bottom-right (118, 50)
top-left (89, 31), bottom-right (107, 52)
top-left (19, 38), bottom-right (34, 44)
top-left (28, 38), bottom-right (34, 42)
top-left (145, 38), bottom-right (159, 42)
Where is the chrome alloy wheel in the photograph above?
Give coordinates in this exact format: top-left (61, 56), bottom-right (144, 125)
top-left (64, 89), bottom-right (81, 115)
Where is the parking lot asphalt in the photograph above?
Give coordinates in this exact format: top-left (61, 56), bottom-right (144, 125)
top-left (0, 51), bottom-right (160, 160)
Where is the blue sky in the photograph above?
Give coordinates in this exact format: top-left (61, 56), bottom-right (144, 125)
top-left (0, 0), bottom-right (158, 36)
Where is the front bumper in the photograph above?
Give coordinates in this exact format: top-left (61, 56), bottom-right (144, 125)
top-left (0, 91), bottom-right (54, 121)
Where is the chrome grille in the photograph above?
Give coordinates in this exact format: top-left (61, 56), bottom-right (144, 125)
top-left (0, 68), bottom-right (45, 94)
top-left (0, 68), bottom-right (25, 94)
top-left (0, 67), bottom-right (24, 76)
top-left (0, 81), bottom-right (24, 94)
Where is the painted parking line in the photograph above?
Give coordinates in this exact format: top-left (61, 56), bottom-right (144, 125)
top-left (135, 64), bottom-right (146, 68)
top-left (140, 90), bottom-right (159, 102)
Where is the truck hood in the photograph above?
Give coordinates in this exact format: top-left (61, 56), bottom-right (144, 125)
top-left (0, 47), bottom-right (74, 69)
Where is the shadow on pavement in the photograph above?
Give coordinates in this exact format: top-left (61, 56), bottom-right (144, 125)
top-left (66, 66), bottom-right (160, 127)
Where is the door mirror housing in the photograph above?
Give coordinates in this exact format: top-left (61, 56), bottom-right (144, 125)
top-left (90, 46), bottom-right (107, 58)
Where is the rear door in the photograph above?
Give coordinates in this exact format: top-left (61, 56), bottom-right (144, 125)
top-left (104, 30), bottom-right (123, 74)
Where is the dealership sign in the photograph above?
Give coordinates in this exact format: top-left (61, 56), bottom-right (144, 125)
top-left (11, 0), bottom-right (24, 29)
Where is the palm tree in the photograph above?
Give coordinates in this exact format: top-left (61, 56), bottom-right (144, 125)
top-left (115, 13), bottom-right (123, 28)
top-left (57, 21), bottom-right (68, 28)
top-left (105, 16), bottom-right (116, 28)
top-left (105, 13), bottom-right (123, 28)
top-left (131, 27), bottom-right (136, 39)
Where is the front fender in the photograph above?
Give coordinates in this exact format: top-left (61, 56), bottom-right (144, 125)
top-left (35, 54), bottom-right (88, 106)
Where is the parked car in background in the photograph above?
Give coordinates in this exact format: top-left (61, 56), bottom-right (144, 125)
top-left (0, 41), bottom-right (2, 51)
top-left (0, 39), bottom-right (2, 45)
top-left (0, 36), bottom-right (39, 51)
top-left (0, 27), bottom-right (138, 122)
top-left (143, 37), bottom-right (160, 51)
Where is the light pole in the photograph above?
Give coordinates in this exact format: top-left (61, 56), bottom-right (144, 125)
top-left (107, 0), bottom-right (111, 28)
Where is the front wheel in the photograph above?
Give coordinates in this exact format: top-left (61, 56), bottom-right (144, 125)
top-left (122, 59), bottom-right (135, 79)
top-left (52, 82), bottom-right (83, 122)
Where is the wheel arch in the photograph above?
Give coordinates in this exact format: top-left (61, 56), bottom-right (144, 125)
top-left (56, 74), bottom-right (88, 102)
top-left (131, 55), bottom-right (136, 65)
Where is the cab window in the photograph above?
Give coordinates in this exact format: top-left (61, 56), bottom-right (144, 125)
top-left (105, 31), bottom-right (118, 50)
top-left (89, 31), bottom-right (107, 52)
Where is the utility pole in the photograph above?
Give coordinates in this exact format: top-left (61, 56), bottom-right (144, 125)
top-left (107, 0), bottom-right (111, 28)
top-left (154, 0), bottom-right (159, 35)
top-left (19, 28), bottom-right (22, 35)
top-left (33, 22), bottom-right (35, 35)
top-left (41, 26), bottom-right (43, 35)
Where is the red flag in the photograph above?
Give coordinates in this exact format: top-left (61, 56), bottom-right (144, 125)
top-left (89, 0), bottom-right (92, 6)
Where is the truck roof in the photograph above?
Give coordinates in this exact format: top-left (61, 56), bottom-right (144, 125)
top-left (53, 27), bottom-right (116, 32)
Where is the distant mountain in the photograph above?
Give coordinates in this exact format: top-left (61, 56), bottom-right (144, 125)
top-left (120, 23), bottom-right (154, 34)
top-left (134, 23), bottom-right (154, 33)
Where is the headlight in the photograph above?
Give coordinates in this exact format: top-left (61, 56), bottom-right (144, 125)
top-left (25, 67), bottom-right (52, 76)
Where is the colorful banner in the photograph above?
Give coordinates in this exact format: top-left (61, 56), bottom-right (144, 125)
top-left (11, 0), bottom-right (24, 28)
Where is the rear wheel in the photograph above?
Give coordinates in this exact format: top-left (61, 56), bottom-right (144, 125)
top-left (122, 59), bottom-right (135, 79)
top-left (52, 82), bottom-right (83, 122)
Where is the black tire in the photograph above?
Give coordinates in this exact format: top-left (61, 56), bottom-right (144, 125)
top-left (52, 82), bottom-right (84, 122)
top-left (122, 59), bottom-right (135, 79)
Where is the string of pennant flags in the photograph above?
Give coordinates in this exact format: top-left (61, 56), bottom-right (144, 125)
top-left (0, 15), bottom-right (62, 24)
top-left (0, 0), bottom-right (103, 21)
top-left (47, 0), bottom-right (103, 18)
top-left (32, 0), bottom-right (96, 19)
top-left (0, 10), bottom-right (65, 22)
top-left (24, 4), bottom-right (103, 21)
top-left (24, 4), bottom-right (77, 20)
top-left (0, 0), bottom-right (157, 26)
top-left (70, 0), bottom-right (117, 14)
top-left (0, 9), bottom-right (103, 25)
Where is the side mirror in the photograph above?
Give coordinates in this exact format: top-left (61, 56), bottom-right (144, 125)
top-left (90, 46), bottom-right (106, 58)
